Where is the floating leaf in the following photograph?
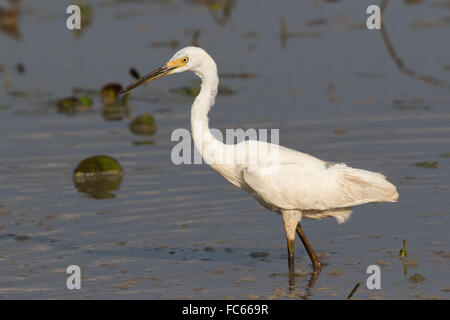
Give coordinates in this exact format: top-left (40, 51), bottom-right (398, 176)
top-left (74, 155), bottom-right (123, 179)
top-left (73, 155), bottom-right (123, 199)
top-left (414, 161), bottom-right (438, 168)
top-left (129, 114), bottom-right (157, 136)
top-left (79, 95), bottom-right (92, 106)
top-left (409, 273), bottom-right (426, 283)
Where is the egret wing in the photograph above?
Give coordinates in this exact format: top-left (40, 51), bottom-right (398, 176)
top-left (242, 161), bottom-right (398, 211)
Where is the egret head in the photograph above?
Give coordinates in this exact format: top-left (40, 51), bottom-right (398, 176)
top-left (120, 46), bottom-right (215, 95)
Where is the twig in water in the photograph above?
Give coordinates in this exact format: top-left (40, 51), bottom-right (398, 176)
top-left (380, 0), bottom-right (450, 89)
top-left (346, 282), bottom-right (361, 299)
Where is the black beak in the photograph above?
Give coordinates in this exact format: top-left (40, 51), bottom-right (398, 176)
top-left (120, 65), bottom-right (175, 95)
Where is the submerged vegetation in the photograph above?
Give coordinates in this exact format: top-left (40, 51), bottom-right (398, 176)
top-left (56, 96), bottom-right (93, 113)
top-left (171, 80), bottom-right (236, 97)
top-left (101, 83), bottom-right (130, 121)
top-left (409, 273), bottom-right (426, 284)
top-left (414, 161), bottom-right (438, 169)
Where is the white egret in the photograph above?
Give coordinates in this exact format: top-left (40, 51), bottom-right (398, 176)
top-left (121, 47), bottom-right (399, 273)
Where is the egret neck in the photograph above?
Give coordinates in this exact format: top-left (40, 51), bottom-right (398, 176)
top-left (190, 60), bottom-right (226, 167)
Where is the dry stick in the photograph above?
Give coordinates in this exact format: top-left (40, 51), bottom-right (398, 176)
top-left (346, 282), bottom-right (361, 299)
top-left (380, 0), bottom-right (450, 89)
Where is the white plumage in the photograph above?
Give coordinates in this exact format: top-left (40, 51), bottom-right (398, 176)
top-left (121, 46), bottom-right (399, 272)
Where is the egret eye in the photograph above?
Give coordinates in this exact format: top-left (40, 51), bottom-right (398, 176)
top-left (181, 57), bottom-right (189, 63)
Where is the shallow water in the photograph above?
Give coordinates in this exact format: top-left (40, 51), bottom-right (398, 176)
top-left (0, 0), bottom-right (449, 299)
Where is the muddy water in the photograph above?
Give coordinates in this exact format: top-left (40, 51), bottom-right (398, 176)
top-left (0, 0), bottom-right (449, 299)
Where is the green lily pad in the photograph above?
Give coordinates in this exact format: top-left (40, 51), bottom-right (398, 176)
top-left (77, 96), bottom-right (93, 111)
top-left (73, 155), bottom-right (123, 180)
top-left (73, 156), bottom-right (123, 199)
top-left (439, 153), bottom-right (450, 158)
top-left (129, 114), bottom-right (157, 136)
top-left (414, 161), bottom-right (438, 168)
top-left (79, 95), bottom-right (92, 106)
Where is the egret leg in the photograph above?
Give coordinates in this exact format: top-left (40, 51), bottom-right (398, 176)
top-left (281, 210), bottom-right (302, 273)
top-left (287, 238), bottom-right (295, 272)
top-left (296, 223), bottom-right (322, 272)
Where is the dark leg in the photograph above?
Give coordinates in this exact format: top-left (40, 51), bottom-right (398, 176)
top-left (287, 239), bottom-right (295, 273)
top-left (296, 223), bottom-right (322, 273)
